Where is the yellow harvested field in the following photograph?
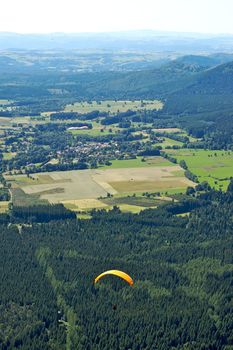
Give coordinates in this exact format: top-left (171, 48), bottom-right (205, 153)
top-left (0, 201), bottom-right (9, 213)
top-left (93, 166), bottom-right (181, 182)
top-left (118, 204), bottom-right (151, 213)
top-left (109, 179), bottom-right (189, 192)
top-left (62, 198), bottom-right (108, 210)
top-left (0, 117), bottom-right (11, 122)
top-left (92, 166), bottom-right (193, 193)
top-left (95, 181), bottom-right (117, 195)
top-left (47, 158), bottom-right (59, 165)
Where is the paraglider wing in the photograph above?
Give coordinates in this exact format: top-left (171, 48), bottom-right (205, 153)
top-left (94, 270), bottom-right (134, 286)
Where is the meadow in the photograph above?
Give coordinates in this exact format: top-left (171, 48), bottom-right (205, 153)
top-left (3, 152), bottom-right (16, 160)
top-left (155, 137), bottom-right (183, 148)
top-left (101, 156), bottom-right (173, 169)
top-left (64, 99), bottom-right (163, 114)
top-left (165, 149), bottom-right (233, 190)
top-left (68, 121), bottom-right (120, 136)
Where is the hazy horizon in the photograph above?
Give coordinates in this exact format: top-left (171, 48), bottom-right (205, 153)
top-left (1, 29), bottom-right (233, 37)
top-left (1, 0), bottom-right (233, 35)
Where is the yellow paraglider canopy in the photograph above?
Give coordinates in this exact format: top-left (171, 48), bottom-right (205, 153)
top-left (94, 270), bottom-right (134, 286)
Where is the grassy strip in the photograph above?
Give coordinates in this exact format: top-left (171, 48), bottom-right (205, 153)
top-left (36, 247), bottom-right (83, 350)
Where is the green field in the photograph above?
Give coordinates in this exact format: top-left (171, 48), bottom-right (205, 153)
top-left (0, 116), bottom-right (44, 128)
top-left (68, 122), bottom-right (120, 136)
top-left (101, 195), bottom-right (166, 207)
top-left (3, 152), bottom-right (16, 160)
top-left (11, 188), bottom-right (48, 206)
top-left (155, 137), bottom-right (183, 149)
top-left (101, 156), bottom-right (173, 169)
top-left (165, 149), bottom-right (233, 190)
top-left (65, 99), bottom-right (163, 114)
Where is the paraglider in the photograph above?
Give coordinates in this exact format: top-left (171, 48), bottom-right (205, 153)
top-left (94, 269), bottom-right (134, 286)
top-left (94, 270), bottom-right (134, 311)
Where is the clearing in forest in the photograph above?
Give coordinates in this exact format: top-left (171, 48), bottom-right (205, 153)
top-left (64, 99), bottom-right (163, 114)
top-left (5, 157), bottom-right (194, 211)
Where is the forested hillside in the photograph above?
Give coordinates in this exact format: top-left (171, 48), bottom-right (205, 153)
top-left (0, 186), bottom-right (233, 349)
top-left (162, 61), bottom-right (233, 148)
top-left (0, 59), bottom-right (198, 101)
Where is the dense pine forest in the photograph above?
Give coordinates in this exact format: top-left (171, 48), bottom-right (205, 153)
top-left (0, 184), bottom-right (233, 349)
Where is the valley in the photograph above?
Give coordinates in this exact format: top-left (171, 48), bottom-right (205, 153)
top-left (0, 39), bottom-right (233, 350)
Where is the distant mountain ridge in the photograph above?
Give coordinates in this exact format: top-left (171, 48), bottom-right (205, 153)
top-left (77, 57), bottom-right (233, 99)
top-left (174, 54), bottom-right (233, 70)
top-left (1, 52), bottom-right (233, 101)
top-left (1, 31), bottom-right (233, 52)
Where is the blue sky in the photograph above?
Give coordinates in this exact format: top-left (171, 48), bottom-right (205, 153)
top-left (1, 0), bottom-right (233, 34)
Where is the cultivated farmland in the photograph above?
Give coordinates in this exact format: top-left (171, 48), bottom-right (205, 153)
top-left (5, 157), bottom-right (193, 211)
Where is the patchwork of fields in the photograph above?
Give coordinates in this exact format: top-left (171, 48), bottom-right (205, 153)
top-left (94, 166), bottom-right (190, 194)
top-left (6, 157), bottom-right (193, 211)
top-left (3, 94), bottom-right (232, 213)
